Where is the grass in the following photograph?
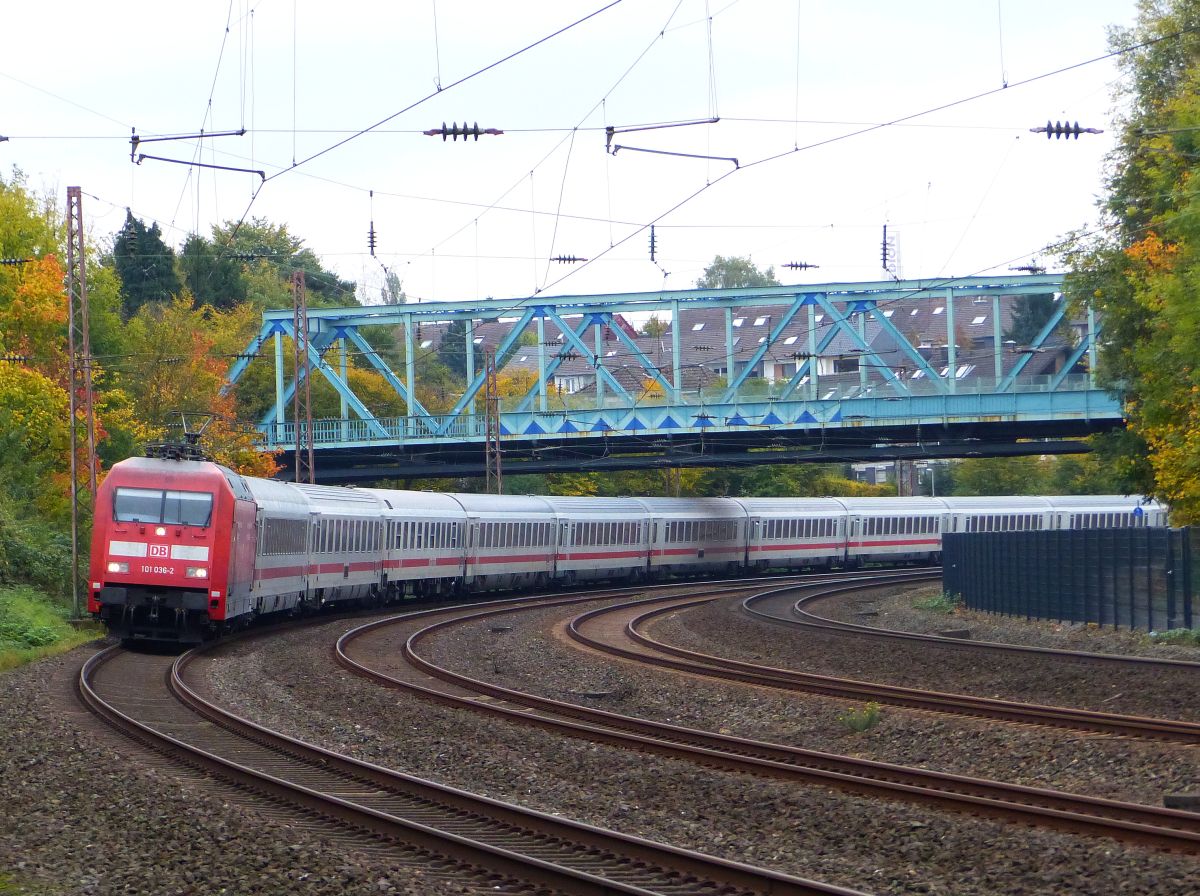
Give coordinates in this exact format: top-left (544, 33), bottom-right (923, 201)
top-left (1148, 628), bottom-right (1200, 647)
top-left (0, 585), bottom-right (104, 671)
top-left (837, 701), bottom-right (882, 733)
top-left (0, 873), bottom-right (38, 894)
top-left (912, 591), bottom-right (962, 615)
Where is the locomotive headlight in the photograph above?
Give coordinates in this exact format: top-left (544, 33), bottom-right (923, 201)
top-left (155, 526), bottom-right (167, 537)
top-left (107, 561), bottom-right (129, 573)
top-left (185, 566), bottom-right (208, 579)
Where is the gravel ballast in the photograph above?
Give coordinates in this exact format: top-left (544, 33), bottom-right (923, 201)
top-left (3, 585), bottom-right (1199, 896)
top-left (0, 647), bottom-right (508, 896)
top-left (210, 591), bottom-right (1198, 895)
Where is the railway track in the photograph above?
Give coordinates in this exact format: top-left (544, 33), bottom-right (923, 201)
top-left (77, 611), bottom-right (864, 896)
top-left (336, 572), bottom-right (1200, 854)
top-left (777, 583), bottom-right (1200, 669)
top-left (610, 575), bottom-right (1200, 743)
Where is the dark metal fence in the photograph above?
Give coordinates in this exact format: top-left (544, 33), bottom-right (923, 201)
top-left (942, 527), bottom-right (1197, 632)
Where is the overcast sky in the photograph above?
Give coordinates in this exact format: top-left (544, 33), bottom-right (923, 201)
top-left (3, 1), bottom-right (1141, 306)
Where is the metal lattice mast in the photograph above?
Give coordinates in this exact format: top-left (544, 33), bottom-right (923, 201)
top-left (483, 348), bottom-right (503, 494)
top-left (66, 186), bottom-right (97, 618)
top-left (291, 270), bottom-right (315, 483)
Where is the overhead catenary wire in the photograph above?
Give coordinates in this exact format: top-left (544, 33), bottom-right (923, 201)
top-left (44, 12), bottom-right (1190, 367)
top-left (216, 0), bottom-right (626, 247)
top-left (397, 13), bottom-right (1188, 309)
top-left (530, 23), bottom-right (1200, 301)
top-left (12, 3), bottom-right (1189, 309)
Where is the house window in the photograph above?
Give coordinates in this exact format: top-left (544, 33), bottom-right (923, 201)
top-left (692, 322), bottom-right (705, 331)
top-left (933, 306), bottom-right (944, 315)
top-left (883, 309), bottom-right (894, 318)
top-left (971, 315), bottom-right (987, 325)
top-left (784, 336), bottom-right (798, 345)
top-left (733, 317), bottom-right (745, 327)
top-left (754, 316), bottom-right (769, 326)
top-left (420, 339), bottom-right (433, 348)
top-left (833, 357), bottom-right (859, 374)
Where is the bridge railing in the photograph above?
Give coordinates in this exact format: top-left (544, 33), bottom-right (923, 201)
top-left (260, 372), bottom-right (1108, 448)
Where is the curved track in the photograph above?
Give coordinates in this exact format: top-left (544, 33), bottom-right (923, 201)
top-left (336, 573), bottom-right (1200, 854)
top-left (768, 582), bottom-right (1200, 669)
top-left (77, 606), bottom-right (863, 896)
top-left (606, 576), bottom-right (1200, 743)
top-left (720, 575), bottom-right (1200, 743)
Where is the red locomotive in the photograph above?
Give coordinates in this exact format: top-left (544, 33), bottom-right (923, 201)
top-left (89, 454), bottom-right (258, 643)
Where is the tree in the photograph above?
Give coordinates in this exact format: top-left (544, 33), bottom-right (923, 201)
top-left (180, 233), bottom-right (247, 310)
top-left (111, 211), bottom-right (181, 316)
top-left (696, 462), bottom-right (890, 498)
top-left (696, 255), bottom-right (780, 290)
top-left (380, 268), bottom-right (406, 305)
top-left (1061, 0), bottom-right (1200, 520)
top-left (496, 367), bottom-right (538, 398)
top-left (0, 363), bottom-right (71, 522)
top-left (437, 318), bottom-right (482, 381)
top-left (0, 175), bottom-right (140, 520)
top-left (641, 314), bottom-right (669, 337)
top-left (211, 218), bottom-right (357, 308)
top-left (306, 366), bottom-right (407, 421)
top-left (118, 298), bottom-right (278, 478)
top-left (0, 169), bottom-right (58, 261)
top-left (1043, 450), bottom-right (1127, 495)
top-left (0, 255), bottom-right (68, 382)
top-left (1004, 294), bottom-right (1062, 347)
top-left (948, 456), bottom-right (1053, 496)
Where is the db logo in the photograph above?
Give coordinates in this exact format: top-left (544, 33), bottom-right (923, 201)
top-left (149, 544), bottom-right (170, 558)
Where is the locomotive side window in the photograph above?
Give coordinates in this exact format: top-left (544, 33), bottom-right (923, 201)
top-left (114, 487), bottom-right (213, 527)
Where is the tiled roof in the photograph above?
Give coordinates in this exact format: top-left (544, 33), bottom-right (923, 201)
top-left (386, 294), bottom-right (1079, 391)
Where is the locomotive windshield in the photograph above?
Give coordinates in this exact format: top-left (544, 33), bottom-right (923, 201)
top-left (114, 487), bottom-right (213, 527)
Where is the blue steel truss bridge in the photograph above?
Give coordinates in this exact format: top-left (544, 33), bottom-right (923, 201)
top-left (225, 274), bottom-right (1124, 483)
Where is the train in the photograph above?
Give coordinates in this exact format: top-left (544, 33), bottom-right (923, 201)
top-left (88, 454), bottom-right (1169, 643)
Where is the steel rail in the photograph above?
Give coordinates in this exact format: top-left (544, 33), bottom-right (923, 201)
top-left (336, 577), bottom-right (1200, 854)
top-left (778, 583), bottom-right (1200, 670)
top-left (596, 576), bottom-right (1200, 743)
top-left (77, 627), bottom-right (862, 895)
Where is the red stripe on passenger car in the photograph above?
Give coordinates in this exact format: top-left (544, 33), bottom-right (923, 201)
top-left (561, 550), bottom-right (645, 561)
top-left (257, 565), bottom-right (304, 579)
top-left (651, 546), bottom-right (742, 558)
top-left (467, 553), bottom-right (553, 565)
top-left (750, 542), bottom-right (842, 553)
top-left (849, 538), bottom-right (940, 548)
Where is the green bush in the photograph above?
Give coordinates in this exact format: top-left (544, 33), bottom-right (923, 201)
top-left (0, 587), bottom-right (75, 648)
top-left (1148, 628), bottom-right (1200, 647)
top-left (838, 701), bottom-right (882, 733)
top-left (0, 497), bottom-right (73, 599)
top-left (913, 592), bottom-right (962, 614)
top-left (0, 587), bottom-right (102, 670)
